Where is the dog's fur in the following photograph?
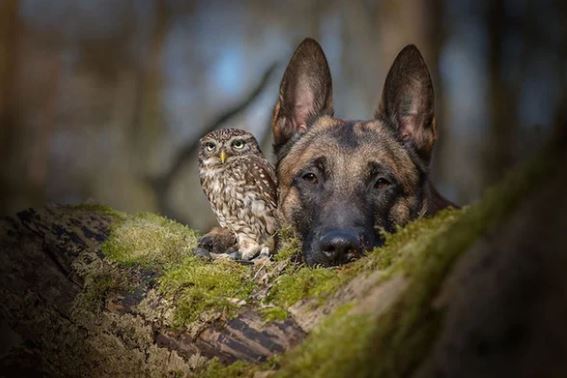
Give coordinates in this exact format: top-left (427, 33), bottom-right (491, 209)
top-left (273, 38), bottom-right (455, 266)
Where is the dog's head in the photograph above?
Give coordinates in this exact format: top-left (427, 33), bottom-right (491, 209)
top-left (273, 38), bottom-right (443, 266)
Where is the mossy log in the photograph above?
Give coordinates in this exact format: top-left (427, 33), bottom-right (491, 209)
top-left (1, 135), bottom-right (566, 377)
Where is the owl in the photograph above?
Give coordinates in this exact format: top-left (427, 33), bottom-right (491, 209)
top-left (198, 128), bottom-right (278, 261)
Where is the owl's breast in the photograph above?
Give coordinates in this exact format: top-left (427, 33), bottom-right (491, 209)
top-left (201, 169), bottom-right (243, 221)
top-left (200, 162), bottom-right (277, 238)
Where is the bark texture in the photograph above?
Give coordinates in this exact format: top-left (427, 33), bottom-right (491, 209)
top-left (0, 206), bottom-right (309, 376)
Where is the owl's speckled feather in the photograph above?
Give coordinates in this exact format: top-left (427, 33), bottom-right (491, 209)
top-left (198, 128), bottom-right (278, 260)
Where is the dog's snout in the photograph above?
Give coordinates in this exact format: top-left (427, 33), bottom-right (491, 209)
top-left (319, 230), bottom-right (363, 264)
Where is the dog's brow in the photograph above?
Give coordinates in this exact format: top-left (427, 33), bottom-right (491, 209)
top-left (367, 161), bottom-right (395, 179)
top-left (302, 156), bottom-right (326, 171)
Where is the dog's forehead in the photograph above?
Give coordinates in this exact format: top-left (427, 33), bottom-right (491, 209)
top-left (279, 116), bottom-right (415, 182)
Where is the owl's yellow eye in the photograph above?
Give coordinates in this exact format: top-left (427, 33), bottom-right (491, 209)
top-left (232, 140), bottom-right (245, 149)
top-left (205, 142), bottom-right (216, 151)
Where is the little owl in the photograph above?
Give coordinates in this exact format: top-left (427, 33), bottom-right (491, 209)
top-left (198, 128), bottom-right (278, 260)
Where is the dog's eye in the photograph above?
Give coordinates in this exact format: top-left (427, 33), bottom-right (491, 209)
top-left (374, 177), bottom-right (391, 190)
top-left (232, 140), bottom-right (245, 149)
top-left (301, 172), bottom-right (318, 184)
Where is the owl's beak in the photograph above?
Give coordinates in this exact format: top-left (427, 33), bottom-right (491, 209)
top-left (219, 150), bottom-right (228, 164)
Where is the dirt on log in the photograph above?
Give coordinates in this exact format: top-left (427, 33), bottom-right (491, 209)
top-left (0, 133), bottom-right (566, 377)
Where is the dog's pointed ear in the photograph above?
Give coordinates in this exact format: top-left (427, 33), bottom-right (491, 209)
top-left (272, 38), bottom-right (333, 152)
top-left (376, 45), bottom-right (436, 163)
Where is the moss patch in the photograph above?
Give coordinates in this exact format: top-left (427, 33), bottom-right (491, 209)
top-left (195, 355), bottom-right (281, 378)
top-left (274, 304), bottom-right (376, 378)
top-left (102, 212), bottom-right (199, 269)
top-left (273, 226), bottom-right (302, 262)
top-left (100, 212), bottom-right (257, 328)
top-left (259, 306), bottom-right (289, 322)
top-left (160, 257), bottom-right (255, 326)
top-left (71, 203), bottom-right (127, 221)
top-left (364, 207), bottom-right (462, 273)
top-left (268, 267), bottom-right (338, 308)
top-left (195, 358), bottom-right (256, 378)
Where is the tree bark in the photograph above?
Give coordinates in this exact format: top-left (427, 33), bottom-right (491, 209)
top-left (0, 206), bottom-right (307, 376)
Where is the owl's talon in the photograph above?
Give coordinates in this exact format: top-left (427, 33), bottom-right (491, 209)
top-left (197, 235), bottom-right (214, 250)
top-left (258, 247), bottom-right (271, 258)
top-left (193, 247), bottom-right (212, 260)
top-left (227, 250), bottom-right (242, 260)
top-left (253, 255), bottom-right (272, 266)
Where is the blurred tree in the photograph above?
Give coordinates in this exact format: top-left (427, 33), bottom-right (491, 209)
top-left (0, 0), bottom-right (21, 213)
top-left (130, 0), bottom-right (170, 170)
top-left (484, 0), bottom-right (518, 186)
top-left (1, 0), bottom-right (565, 219)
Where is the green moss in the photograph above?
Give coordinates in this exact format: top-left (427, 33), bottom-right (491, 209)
top-left (71, 203), bottom-right (127, 220)
top-left (274, 226), bottom-right (302, 262)
top-left (101, 212), bottom-right (199, 269)
top-left (195, 358), bottom-right (256, 378)
top-left (76, 272), bottom-right (116, 313)
top-left (195, 354), bottom-right (281, 378)
top-left (274, 304), bottom-right (376, 378)
top-left (366, 208), bottom-right (462, 272)
top-left (160, 257), bottom-right (255, 327)
top-left (259, 306), bottom-right (289, 322)
top-left (268, 267), bottom-right (339, 308)
top-left (100, 211), bottom-right (256, 327)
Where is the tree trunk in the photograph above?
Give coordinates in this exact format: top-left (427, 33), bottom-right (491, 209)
top-left (0, 131), bottom-right (566, 377)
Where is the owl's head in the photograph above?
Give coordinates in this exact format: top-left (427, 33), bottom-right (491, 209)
top-left (198, 128), bottom-right (262, 167)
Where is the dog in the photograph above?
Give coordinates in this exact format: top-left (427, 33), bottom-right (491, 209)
top-left (272, 38), bottom-right (455, 267)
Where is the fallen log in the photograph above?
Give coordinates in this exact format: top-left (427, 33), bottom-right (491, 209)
top-left (0, 133), bottom-right (566, 377)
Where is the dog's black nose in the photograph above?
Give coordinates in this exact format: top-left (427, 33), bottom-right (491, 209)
top-left (319, 230), bottom-right (363, 263)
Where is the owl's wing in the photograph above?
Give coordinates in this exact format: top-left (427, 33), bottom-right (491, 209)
top-left (246, 155), bottom-right (278, 209)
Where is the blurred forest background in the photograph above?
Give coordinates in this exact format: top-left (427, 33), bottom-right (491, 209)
top-left (0, 0), bottom-right (565, 232)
